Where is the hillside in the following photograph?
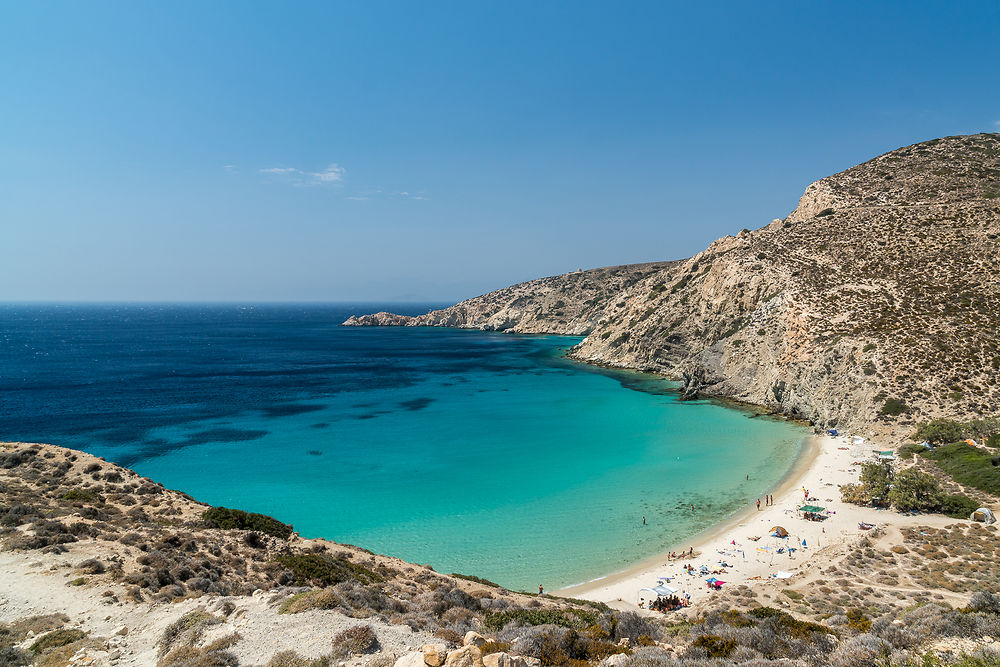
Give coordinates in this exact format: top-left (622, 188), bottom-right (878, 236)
top-left (346, 134), bottom-right (1000, 436)
top-left (342, 262), bottom-right (677, 335)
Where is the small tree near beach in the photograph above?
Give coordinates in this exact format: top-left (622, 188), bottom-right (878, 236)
top-left (887, 469), bottom-right (942, 512)
top-left (910, 419), bottom-right (967, 445)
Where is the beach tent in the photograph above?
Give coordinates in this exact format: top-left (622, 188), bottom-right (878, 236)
top-left (827, 429), bottom-right (839, 436)
top-left (799, 505), bottom-right (825, 513)
top-left (971, 508), bottom-right (997, 524)
top-left (638, 585), bottom-right (678, 603)
top-left (852, 436), bottom-right (866, 445)
top-left (769, 526), bottom-right (789, 538)
top-left (775, 571), bottom-right (792, 579)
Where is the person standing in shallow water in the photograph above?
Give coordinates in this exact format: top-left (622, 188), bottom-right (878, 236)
top-left (642, 516), bottom-right (646, 525)
top-left (756, 499), bottom-right (760, 510)
top-left (538, 585), bottom-right (543, 595)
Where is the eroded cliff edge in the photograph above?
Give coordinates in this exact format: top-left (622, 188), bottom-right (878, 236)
top-left (345, 134), bottom-right (1000, 436)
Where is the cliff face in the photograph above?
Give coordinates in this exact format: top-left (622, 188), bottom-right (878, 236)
top-left (346, 134), bottom-right (1000, 434)
top-left (343, 262), bottom-right (677, 335)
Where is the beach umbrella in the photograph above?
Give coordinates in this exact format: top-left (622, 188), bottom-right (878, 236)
top-left (769, 526), bottom-right (788, 538)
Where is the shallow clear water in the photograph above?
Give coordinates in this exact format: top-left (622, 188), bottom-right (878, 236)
top-left (0, 303), bottom-right (806, 590)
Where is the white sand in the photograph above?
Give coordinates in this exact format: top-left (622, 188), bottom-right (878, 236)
top-left (559, 433), bottom-right (953, 610)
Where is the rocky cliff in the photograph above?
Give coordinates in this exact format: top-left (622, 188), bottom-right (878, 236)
top-left (345, 134), bottom-right (1000, 435)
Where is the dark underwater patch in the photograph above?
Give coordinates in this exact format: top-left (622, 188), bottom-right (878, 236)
top-left (356, 414), bottom-right (378, 420)
top-left (399, 397), bottom-right (435, 411)
top-left (307, 450), bottom-right (323, 456)
top-left (260, 403), bottom-right (326, 418)
top-left (310, 422), bottom-right (330, 429)
top-left (181, 428), bottom-right (269, 445)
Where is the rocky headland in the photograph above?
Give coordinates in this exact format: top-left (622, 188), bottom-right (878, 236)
top-left (346, 134), bottom-right (1000, 438)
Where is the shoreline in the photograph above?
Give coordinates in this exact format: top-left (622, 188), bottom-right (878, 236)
top-left (557, 433), bottom-right (820, 599)
top-left (557, 431), bottom-right (952, 611)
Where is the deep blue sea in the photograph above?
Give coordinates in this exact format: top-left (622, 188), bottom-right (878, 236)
top-left (0, 304), bottom-right (806, 590)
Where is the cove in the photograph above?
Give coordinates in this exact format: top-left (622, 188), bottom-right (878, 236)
top-left (0, 304), bottom-right (808, 590)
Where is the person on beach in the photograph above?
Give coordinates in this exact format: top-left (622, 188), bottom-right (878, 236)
top-left (538, 585), bottom-right (543, 595)
top-left (756, 499), bottom-right (760, 510)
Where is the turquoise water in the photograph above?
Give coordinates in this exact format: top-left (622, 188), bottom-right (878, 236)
top-left (1, 304), bottom-right (806, 591)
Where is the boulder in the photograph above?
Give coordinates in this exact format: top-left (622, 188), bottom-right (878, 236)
top-left (445, 645), bottom-right (484, 667)
top-left (463, 631), bottom-right (487, 648)
top-left (422, 644), bottom-right (449, 667)
top-left (484, 652), bottom-right (533, 667)
top-left (395, 652), bottom-right (427, 667)
top-left (523, 658), bottom-right (540, 667)
top-left (600, 654), bottom-right (628, 667)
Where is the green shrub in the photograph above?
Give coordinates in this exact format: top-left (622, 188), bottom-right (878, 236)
top-left (273, 553), bottom-right (380, 587)
top-left (29, 628), bottom-right (86, 654)
top-left (988, 434), bottom-right (1000, 449)
top-left (887, 469), bottom-right (942, 512)
top-left (691, 634), bottom-right (736, 658)
top-left (846, 609), bottom-right (871, 632)
top-left (159, 610), bottom-right (222, 655)
top-left (450, 573), bottom-right (501, 588)
top-left (862, 343), bottom-right (876, 352)
top-left (912, 419), bottom-right (968, 445)
top-left (203, 507), bottom-right (293, 539)
top-left (61, 489), bottom-right (96, 502)
top-left (267, 651), bottom-right (332, 667)
top-left (278, 588), bottom-right (340, 614)
top-left (330, 625), bottom-right (379, 658)
top-left (879, 398), bottom-right (910, 417)
top-left (923, 442), bottom-right (1000, 496)
top-left (482, 608), bottom-right (599, 632)
top-left (860, 461), bottom-right (893, 506)
top-left (939, 494), bottom-right (981, 519)
top-left (898, 443), bottom-right (928, 458)
top-left (745, 607), bottom-right (833, 637)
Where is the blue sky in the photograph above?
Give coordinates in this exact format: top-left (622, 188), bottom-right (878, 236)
top-left (2, 1), bottom-right (998, 302)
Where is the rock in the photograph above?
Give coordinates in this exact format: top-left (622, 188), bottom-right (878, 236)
top-left (483, 652), bottom-right (532, 667)
top-left (113, 625), bottom-right (129, 636)
top-left (463, 632), bottom-right (487, 648)
top-left (483, 654), bottom-right (511, 667)
top-left (445, 645), bottom-right (484, 667)
top-left (600, 654), bottom-right (628, 667)
top-left (395, 653), bottom-right (427, 667)
top-left (422, 643), bottom-right (449, 666)
top-left (617, 637), bottom-right (630, 648)
top-left (523, 658), bottom-right (540, 667)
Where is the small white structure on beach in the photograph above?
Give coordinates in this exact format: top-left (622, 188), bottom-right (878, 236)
top-left (638, 584), bottom-right (678, 605)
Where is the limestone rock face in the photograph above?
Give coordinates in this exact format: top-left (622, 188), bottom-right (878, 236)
top-left (345, 134), bottom-right (1000, 437)
top-left (422, 644), bottom-right (449, 667)
top-left (445, 646), bottom-right (484, 667)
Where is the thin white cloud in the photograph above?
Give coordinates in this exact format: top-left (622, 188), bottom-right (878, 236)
top-left (310, 164), bottom-right (345, 183)
top-left (994, 120), bottom-right (1000, 127)
top-left (260, 167), bottom-right (301, 175)
top-left (223, 164), bottom-right (236, 171)
top-left (345, 196), bottom-right (369, 201)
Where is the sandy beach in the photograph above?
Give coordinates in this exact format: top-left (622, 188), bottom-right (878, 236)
top-left (559, 432), bottom-right (955, 610)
